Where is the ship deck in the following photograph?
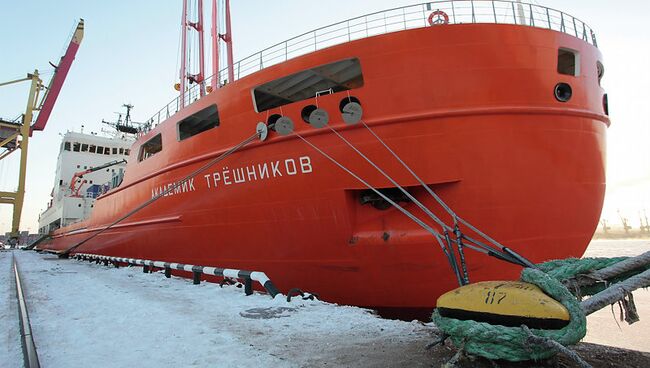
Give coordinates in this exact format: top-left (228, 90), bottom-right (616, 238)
top-left (144, 0), bottom-right (598, 131)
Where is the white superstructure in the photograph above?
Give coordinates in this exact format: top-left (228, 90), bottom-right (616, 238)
top-left (38, 131), bottom-right (133, 234)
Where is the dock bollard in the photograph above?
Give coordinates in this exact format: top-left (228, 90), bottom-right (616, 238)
top-left (244, 277), bottom-right (253, 296)
top-left (143, 265), bottom-right (149, 273)
top-left (164, 267), bottom-right (171, 278)
top-left (193, 271), bottom-right (201, 285)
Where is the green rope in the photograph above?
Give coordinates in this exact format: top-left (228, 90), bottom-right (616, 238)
top-left (432, 256), bottom-right (646, 362)
top-left (433, 268), bottom-right (585, 361)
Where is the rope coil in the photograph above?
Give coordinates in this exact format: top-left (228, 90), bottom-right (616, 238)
top-left (433, 254), bottom-right (650, 363)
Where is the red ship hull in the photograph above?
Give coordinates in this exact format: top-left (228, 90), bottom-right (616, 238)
top-left (40, 24), bottom-right (608, 313)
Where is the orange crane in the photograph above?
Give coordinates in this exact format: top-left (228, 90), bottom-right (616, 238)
top-left (0, 20), bottom-right (84, 245)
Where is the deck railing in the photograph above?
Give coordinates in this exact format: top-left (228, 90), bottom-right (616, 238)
top-left (145, 1), bottom-right (597, 130)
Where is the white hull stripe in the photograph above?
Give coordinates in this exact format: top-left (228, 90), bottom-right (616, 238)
top-left (72, 253), bottom-right (279, 297)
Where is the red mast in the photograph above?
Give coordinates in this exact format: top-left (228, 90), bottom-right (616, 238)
top-left (224, 0), bottom-right (234, 84)
top-left (179, 0), bottom-right (206, 107)
top-left (211, 0), bottom-right (219, 90)
top-left (180, 0), bottom-right (187, 107)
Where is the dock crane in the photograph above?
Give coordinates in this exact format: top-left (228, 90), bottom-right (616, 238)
top-left (69, 159), bottom-right (127, 197)
top-left (0, 20), bottom-right (84, 246)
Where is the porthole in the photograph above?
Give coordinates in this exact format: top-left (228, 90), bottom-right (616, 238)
top-left (554, 83), bottom-right (572, 102)
top-left (267, 114), bottom-right (282, 131)
top-left (339, 96), bottom-right (361, 113)
top-left (301, 105), bottom-right (318, 124)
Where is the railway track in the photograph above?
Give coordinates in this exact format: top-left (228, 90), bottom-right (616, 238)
top-left (12, 252), bottom-right (41, 368)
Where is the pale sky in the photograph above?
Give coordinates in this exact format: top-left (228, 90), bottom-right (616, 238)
top-left (1, 0), bottom-right (649, 234)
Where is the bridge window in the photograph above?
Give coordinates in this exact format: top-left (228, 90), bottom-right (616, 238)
top-left (252, 58), bottom-right (364, 112)
top-left (139, 134), bottom-right (163, 161)
top-left (81, 144), bottom-right (88, 152)
top-left (73, 142), bottom-right (80, 152)
top-left (64, 142), bottom-right (71, 151)
top-left (89, 145), bottom-right (96, 153)
top-left (178, 104), bottom-right (220, 141)
top-left (558, 48), bottom-right (579, 76)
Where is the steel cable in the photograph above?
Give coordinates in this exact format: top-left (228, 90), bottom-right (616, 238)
top-left (59, 130), bottom-right (261, 257)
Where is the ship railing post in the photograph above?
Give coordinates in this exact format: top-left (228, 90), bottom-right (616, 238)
top-left (491, 1), bottom-right (497, 23)
top-left (471, 0), bottom-right (476, 23)
top-left (365, 15), bottom-right (369, 37)
top-left (572, 16), bottom-right (578, 38)
top-left (546, 7), bottom-right (551, 29)
top-left (529, 4), bottom-right (535, 27)
top-left (451, 1), bottom-right (456, 24)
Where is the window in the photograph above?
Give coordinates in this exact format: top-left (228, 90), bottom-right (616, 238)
top-left (177, 104), bottom-right (220, 141)
top-left (89, 145), bottom-right (96, 153)
top-left (119, 148), bottom-right (124, 155)
top-left (112, 148), bottom-right (118, 155)
top-left (125, 149), bottom-right (130, 156)
top-left (64, 142), bottom-right (71, 151)
top-left (558, 48), bottom-right (580, 76)
top-left (253, 58), bottom-right (364, 112)
top-left (73, 142), bottom-right (80, 152)
top-left (597, 61), bottom-right (605, 85)
top-left (104, 148), bottom-right (110, 155)
top-left (139, 134), bottom-right (163, 161)
top-left (81, 144), bottom-right (89, 152)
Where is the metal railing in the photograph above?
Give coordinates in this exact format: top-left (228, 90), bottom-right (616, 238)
top-left (145, 1), bottom-right (597, 131)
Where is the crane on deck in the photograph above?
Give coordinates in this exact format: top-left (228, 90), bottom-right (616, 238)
top-left (0, 19), bottom-right (84, 246)
top-left (69, 159), bottom-right (127, 198)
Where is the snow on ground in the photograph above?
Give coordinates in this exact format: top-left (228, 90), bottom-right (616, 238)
top-left (0, 252), bottom-right (23, 368)
top-left (1, 240), bottom-right (648, 368)
top-left (3, 250), bottom-right (437, 368)
top-left (582, 239), bottom-right (650, 352)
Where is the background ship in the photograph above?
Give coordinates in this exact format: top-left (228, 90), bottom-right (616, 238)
top-left (38, 1), bottom-right (609, 317)
top-left (38, 105), bottom-right (141, 234)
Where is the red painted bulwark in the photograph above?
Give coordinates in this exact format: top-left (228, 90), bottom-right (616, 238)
top-left (40, 24), bottom-right (608, 313)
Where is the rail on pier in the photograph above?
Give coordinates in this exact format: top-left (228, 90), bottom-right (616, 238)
top-left (73, 253), bottom-right (280, 298)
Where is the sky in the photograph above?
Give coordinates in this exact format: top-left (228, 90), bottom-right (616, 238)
top-left (0, 0), bottom-right (649, 234)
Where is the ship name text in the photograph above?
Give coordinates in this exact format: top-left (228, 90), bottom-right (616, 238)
top-left (203, 156), bottom-right (313, 189)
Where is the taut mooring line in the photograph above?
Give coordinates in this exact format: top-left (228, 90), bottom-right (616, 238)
top-left (59, 130), bottom-right (262, 258)
top-left (293, 131), bottom-right (465, 285)
top-left (356, 119), bottom-right (536, 269)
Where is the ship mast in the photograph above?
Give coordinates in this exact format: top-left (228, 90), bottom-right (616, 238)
top-left (181, 0), bottom-right (234, 100)
top-left (179, 0), bottom-right (206, 108)
top-left (210, 0), bottom-right (234, 88)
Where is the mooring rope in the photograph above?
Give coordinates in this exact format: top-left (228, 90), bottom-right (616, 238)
top-left (357, 119), bottom-right (536, 268)
top-left (433, 254), bottom-right (650, 363)
top-left (292, 132), bottom-right (466, 284)
top-left (59, 130), bottom-right (262, 257)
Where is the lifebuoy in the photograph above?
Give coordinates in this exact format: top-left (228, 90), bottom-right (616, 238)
top-left (428, 10), bottom-right (449, 26)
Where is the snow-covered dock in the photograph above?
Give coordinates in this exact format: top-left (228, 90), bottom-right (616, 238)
top-left (2, 240), bottom-right (650, 367)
